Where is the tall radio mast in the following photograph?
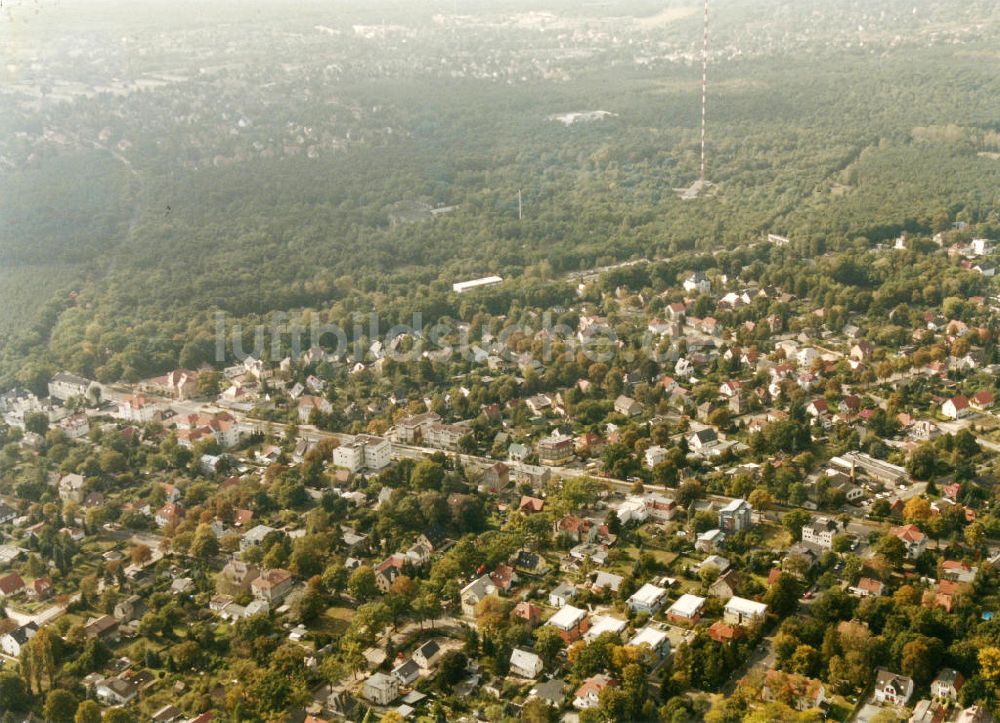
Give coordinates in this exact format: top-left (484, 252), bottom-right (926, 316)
top-left (700, 0), bottom-right (709, 182)
top-left (673, 0), bottom-right (715, 200)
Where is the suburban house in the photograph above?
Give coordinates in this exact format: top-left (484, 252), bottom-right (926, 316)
top-left (723, 597), bottom-right (768, 626)
top-left (891, 524), bottom-right (928, 559)
top-left (518, 496), bottom-right (545, 514)
top-left (412, 640), bottom-right (442, 669)
top-left (643, 493), bottom-right (677, 521)
top-left (710, 570), bottom-right (741, 599)
top-left (297, 394), bottom-right (333, 422)
top-left (695, 528), bottom-right (725, 553)
top-left (29, 577), bottom-right (53, 601)
top-left (848, 577), bottom-right (885, 598)
top-left (614, 395), bottom-right (643, 417)
top-left (489, 564), bottom-right (518, 594)
top-left (513, 601), bottom-right (542, 627)
top-left (239, 524), bottom-right (276, 552)
top-left (507, 442), bottom-right (530, 464)
top-left (218, 560), bottom-right (261, 594)
top-left (251, 568), bottom-right (294, 604)
top-left (923, 579), bottom-right (968, 613)
top-left (627, 626), bottom-right (671, 660)
top-left (460, 575), bottom-right (498, 617)
top-left (593, 571), bottom-right (625, 594)
top-left (645, 445), bottom-right (668, 468)
top-left (874, 669), bottom-right (915, 706)
top-left (58, 414), bottom-right (90, 440)
top-left (113, 594), bottom-right (146, 622)
top-left (548, 582), bottom-right (577, 608)
top-left (96, 677), bottom-right (139, 706)
top-left (414, 525), bottom-right (447, 553)
top-left (556, 515), bottom-right (603, 544)
top-left (0, 571), bottom-right (26, 597)
top-left (374, 555), bottom-right (406, 593)
top-left (806, 399), bottom-right (828, 418)
top-left (585, 614), bottom-right (627, 642)
top-left (362, 672), bottom-right (400, 705)
top-left (546, 604), bottom-right (589, 644)
top-left (709, 621), bottom-right (744, 644)
top-left (481, 462), bottom-right (510, 493)
top-left (687, 428), bottom-right (719, 453)
top-left (683, 271), bottom-right (711, 294)
top-left (509, 648), bottom-right (544, 679)
top-left (849, 341), bottom-right (873, 362)
top-left (84, 615), bottom-right (120, 643)
top-left (573, 674), bottom-right (616, 710)
top-left (155, 502), bottom-right (182, 528)
top-left (392, 659), bottom-right (421, 686)
top-left (931, 668), bottom-right (965, 701)
top-left (0, 622), bottom-right (37, 657)
top-left (616, 496), bottom-right (649, 524)
top-left (627, 583), bottom-right (669, 614)
top-left (719, 380), bottom-right (742, 398)
top-left (942, 395), bottom-right (970, 420)
top-left (666, 594), bottom-right (706, 625)
top-left (58, 473), bottom-right (86, 503)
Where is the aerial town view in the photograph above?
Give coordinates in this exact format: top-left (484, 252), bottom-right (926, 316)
top-left (3, 0), bottom-right (1000, 721)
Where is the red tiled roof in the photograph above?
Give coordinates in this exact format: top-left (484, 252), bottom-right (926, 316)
top-left (892, 524), bottom-right (925, 543)
top-left (0, 572), bottom-right (25, 595)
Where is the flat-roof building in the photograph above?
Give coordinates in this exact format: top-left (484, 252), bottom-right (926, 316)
top-left (453, 276), bottom-right (503, 294)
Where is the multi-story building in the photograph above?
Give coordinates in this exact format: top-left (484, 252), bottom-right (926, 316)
top-left (723, 596), bottom-right (768, 626)
top-left (117, 394), bottom-right (159, 424)
top-left (718, 498), bottom-right (753, 533)
top-left (801, 517), bottom-right (841, 550)
top-left (547, 604), bottom-right (589, 644)
top-left (48, 372), bottom-right (100, 402)
top-left (251, 569), bottom-right (294, 604)
top-left (391, 412), bottom-right (442, 444)
top-left (333, 434), bottom-right (391, 472)
top-left (423, 423), bottom-right (470, 451)
top-left (627, 583), bottom-right (669, 614)
top-left (59, 473), bottom-right (86, 503)
top-left (537, 432), bottom-right (574, 466)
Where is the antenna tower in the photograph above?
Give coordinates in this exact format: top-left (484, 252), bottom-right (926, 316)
top-left (700, 0), bottom-right (709, 181)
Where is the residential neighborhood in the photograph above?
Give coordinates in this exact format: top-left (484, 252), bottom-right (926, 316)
top-left (3, 223), bottom-right (1000, 723)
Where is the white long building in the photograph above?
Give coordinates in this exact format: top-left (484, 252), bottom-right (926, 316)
top-left (453, 276), bottom-right (503, 294)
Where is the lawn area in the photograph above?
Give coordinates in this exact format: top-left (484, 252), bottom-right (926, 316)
top-left (826, 695), bottom-right (855, 721)
top-left (757, 522), bottom-right (792, 551)
top-left (316, 604), bottom-right (355, 637)
top-left (9, 598), bottom-right (50, 615)
top-left (80, 539), bottom-right (119, 556)
top-left (619, 544), bottom-right (679, 567)
top-left (609, 545), bottom-right (679, 575)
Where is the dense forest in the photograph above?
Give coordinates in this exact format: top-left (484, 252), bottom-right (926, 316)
top-left (2, 0), bottom-right (1000, 388)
